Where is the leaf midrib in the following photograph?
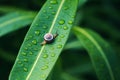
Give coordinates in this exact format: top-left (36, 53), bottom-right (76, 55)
top-left (0, 15), bottom-right (34, 28)
top-left (26, 0), bottom-right (65, 79)
top-left (74, 27), bottom-right (115, 80)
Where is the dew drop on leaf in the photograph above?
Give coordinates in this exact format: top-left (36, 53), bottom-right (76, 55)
top-left (51, 47), bottom-right (54, 50)
top-left (18, 61), bottom-right (22, 64)
top-left (26, 36), bottom-right (33, 40)
top-left (58, 26), bottom-right (62, 29)
top-left (64, 6), bottom-right (69, 10)
top-left (68, 20), bottom-right (73, 24)
top-left (63, 26), bottom-right (68, 30)
top-left (41, 65), bottom-right (48, 70)
top-left (32, 39), bottom-right (37, 45)
top-left (57, 44), bottom-right (62, 49)
top-left (49, 6), bottom-right (52, 9)
top-left (41, 74), bottom-right (46, 78)
top-left (35, 24), bottom-right (38, 26)
top-left (23, 59), bottom-right (28, 62)
top-left (51, 53), bottom-right (55, 57)
top-left (72, 15), bottom-right (75, 18)
top-left (43, 54), bottom-right (48, 58)
top-left (43, 25), bottom-right (47, 29)
top-left (27, 44), bottom-right (32, 47)
top-left (57, 39), bottom-right (61, 42)
top-left (58, 19), bottom-right (65, 25)
top-left (28, 36), bottom-right (33, 39)
top-left (60, 34), bottom-right (65, 38)
top-left (43, 10), bottom-right (46, 13)
top-left (23, 67), bottom-right (28, 72)
top-left (34, 48), bottom-right (39, 51)
top-left (35, 30), bottom-right (40, 35)
top-left (29, 51), bottom-right (33, 55)
top-left (52, 11), bottom-right (56, 15)
top-left (50, 0), bottom-right (57, 4)
top-left (24, 47), bottom-right (28, 50)
top-left (21, 64), bottom-right (24, 66)
top-left (45, 16), bottom-right (49, 19)
top-left (43, 50), bottom-right (47, 53)
top-left (51, 59), bottom-right (56, 62)
top-left (21, 52), bottom-right (27, 56)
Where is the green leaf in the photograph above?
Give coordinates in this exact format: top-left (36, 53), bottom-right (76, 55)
top-left (0, 12), bottom-right (36, 37)
top-left (64, 40), bottom-right (83, 50)
top-left (73, 26), bottom-right (120, 80)
top-left (0, 6), bottom-right (30, 13)
top-left (61, 73), bottom-right (81, 80)
top-left (78, 0), bottom-right (87, 7)
top-left (85, 16), bottom-right (120, 40)
top-left (9, 0), bottom-right (78, 80)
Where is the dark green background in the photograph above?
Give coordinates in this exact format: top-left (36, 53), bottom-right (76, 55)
top-left (0, 0), bottom-right (120, 80)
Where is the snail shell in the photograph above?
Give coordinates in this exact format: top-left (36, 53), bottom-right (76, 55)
top-left (44, 33), bottom-right (54, 42)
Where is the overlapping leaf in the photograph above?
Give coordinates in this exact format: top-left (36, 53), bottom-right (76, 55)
top-left (73, 26), bottom-right (120, 80)
top-left (0, 12), bottom-right (36, 37)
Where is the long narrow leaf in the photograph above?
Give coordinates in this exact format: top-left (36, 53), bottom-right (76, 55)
top-left (9, 0), bottom-right (78, 80)
top-left (0, 12), bottom-right (36, 37)
top-left (0, 6), bottom-right (30, 13)
top-left (73, 26), bottom-right (120, 80)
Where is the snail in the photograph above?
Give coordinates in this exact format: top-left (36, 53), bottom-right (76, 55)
top-left (41, 32), bottom-right (58, 46)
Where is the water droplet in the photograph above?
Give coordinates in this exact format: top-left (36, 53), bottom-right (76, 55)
top-left (29, 51), bottom-right (33, 55)
top-left (23, 67), bottom-right (28, 72)
top-left (52, 11), bottom-right (55, 15)
top-left (43, 10), bottom-right (46, 13)
top-left (21, 64), bottom-right (24, 66)
top-left (46, 61), bottom-right (49, 64)
top-left (64, 6), bottom-right (69, 10)
top-left (27, 44), bottom-right (32, 47)
top-left (68, 20), bottom-right (73, 24)
top-left (21, 52), bottom-right (27, 56)
top-left (51, 53), bottom-right (55, 57)
top-left (57, 39), bottom-right (61, 42)
top-left (24, 59), bottom-right (28, 62)
top-left (60, 34), bottom-right (65, 38)
top-left (58, 26), bottom-right (62, 29)
top-left (45, 16), bottom-right (49, 19)
top-left (72, 15), bottom-right (75, 18)
top-left (43, 50), bottom-right (47, 53)
top-left (34, 48), bottom-right (39, 51)
top-left (32, 39), bottom-right (37, 45)
top-left (63, 26), bottom-right (68, 30)
top-left (26, 38), bottom-right (29, 40)
top-left (50, 0), bottom-right (57, 4)
top-left (41, 74), bottom-right (46, 78)
top-left (35, 30), bottom-right (40, 35)
top-left (43, 25), bottom-right (47, 29)
top-left (29, 36), bottom-right (33, 39)
top-left (35, 24), bottom-right (38, 26)
top-left (51, 59), bottom-right (56, 62)
top-left (57, 44), bottom-right (62, 49)
top-left (24, 47), bottom-right (28, 50)
top-left (18, 61), bottom-right (22, 64)
top-left (51, 47), bottom-right (54, 50)
top-left (26, 36), bottom-right (33, 40)
top-left (59, 20), bottom-right (65, 25)
top-left (41, 65), bottom-right (48, 70)
top-left (49, 6), bottom-right (52, 9)
top-left (43, 54), bottom-right (48, 58)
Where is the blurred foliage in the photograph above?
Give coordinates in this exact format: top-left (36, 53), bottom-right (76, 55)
top-left (0, 0), bottom-right (120, 80)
